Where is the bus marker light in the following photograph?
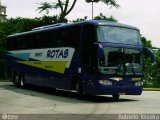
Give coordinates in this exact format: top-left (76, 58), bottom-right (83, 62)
top-left (132, 78), bottom-right (141, 81)
top-left (111, 77), bottom-right (123, 81)
top-left (98, 80), bottom-right (112, 85)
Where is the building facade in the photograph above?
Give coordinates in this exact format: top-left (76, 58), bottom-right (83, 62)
top-left (0, 0), bottom-right (6, 21)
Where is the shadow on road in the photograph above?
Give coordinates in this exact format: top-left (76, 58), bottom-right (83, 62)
top-left (0, 81), bottom-right (138, 103)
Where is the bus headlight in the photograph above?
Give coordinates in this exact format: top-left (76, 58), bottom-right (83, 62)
top-left (135, 81), bottom-right (143, 86)
top-left (98, 80), bottom-right (112, 85)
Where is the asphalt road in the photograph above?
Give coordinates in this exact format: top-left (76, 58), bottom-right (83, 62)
top-left (0, 81), bottom-right (160, 119)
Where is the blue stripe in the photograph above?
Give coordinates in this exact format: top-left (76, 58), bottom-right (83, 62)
top-left (8, 53), bottom-right (30, 60)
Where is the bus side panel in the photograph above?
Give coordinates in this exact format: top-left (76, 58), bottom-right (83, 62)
top-left (5, 47), bottom-right (80, 90)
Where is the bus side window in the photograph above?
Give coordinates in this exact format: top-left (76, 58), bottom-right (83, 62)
top-left (49, 30), bottom-right (62, 47)
top-left (16, 37), bottom-right (21, 50)
top-left (83, 24), bottom-right (96, 49)
top-left (82, 24), bottom-right (96, 73)
top-left (27, 34), bottom-right (36, 49)
top-left (61, 26), bottom-right (80, 48)
top-left (7, 37), bottom-right (16, 50)
top-left (21, 36), bottom-right (27, 50)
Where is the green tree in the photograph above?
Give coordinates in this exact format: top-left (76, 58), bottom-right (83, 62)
top-left (94, 13), bottom-right (117, 21)
top-left (85, 0), bottom-right (119, 8)
top-left (143, 49), bottom-right (160, 88)
top-left (141, 36), bottom-right (152, 48)
top-left (101, 0), bottom-right (119, 8)
top-left (72, 13), bottom-right (117, 22)
top-left (152, 49), bottom-right (160, 86)
top-left (37, 0), bottom-right (119, 22)
top-left (37, 0), bottom-right (77, 22)
top-left (141, 36), bottom-right (160, 88)
top-left (141, 36), bottom-right (152, 86)
top-left (72, 16), bottom-right (88, 22)
top-left (37, 2), bottom-right (54, 15)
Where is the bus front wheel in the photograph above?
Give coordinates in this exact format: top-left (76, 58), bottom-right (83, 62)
top-left (76, 80), bottom-right (84, 99)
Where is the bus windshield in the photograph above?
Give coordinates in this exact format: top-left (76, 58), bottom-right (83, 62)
top-left (98, 47), bottom-right (143, 76)
top-left (97, 26), bottom-right (141, 45)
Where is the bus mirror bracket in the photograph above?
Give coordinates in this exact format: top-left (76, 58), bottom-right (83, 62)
top-left (143, 47), bottom-right (155, 63)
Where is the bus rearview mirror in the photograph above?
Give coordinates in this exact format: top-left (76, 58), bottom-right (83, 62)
top-left (143, 47), bottom-right (155, 63)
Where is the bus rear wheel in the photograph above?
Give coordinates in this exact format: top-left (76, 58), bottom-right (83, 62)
top-left (12, 72), bottom-right (25, 88)
top-left (112, 94), bottom-right (120, 100)
top-left (12, 72), bottom-right (19, 87)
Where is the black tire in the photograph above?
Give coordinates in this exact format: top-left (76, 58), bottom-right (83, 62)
top-left (76, 80), bottom-right (84, 99)
top-left (12, 72), bottom-right (19, 87)
top-left (112, 94), bottom-right (120, 100)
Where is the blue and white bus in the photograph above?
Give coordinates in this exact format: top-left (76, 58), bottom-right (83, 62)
top-left (6, 20), bottom-right (154, 99)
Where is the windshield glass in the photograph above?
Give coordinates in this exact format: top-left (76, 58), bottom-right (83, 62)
top-left (97, 26), bottom-right (141, 45)
top-left (98, 47), bottom-right (142, 75)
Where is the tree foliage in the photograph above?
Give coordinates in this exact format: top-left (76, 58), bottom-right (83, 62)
top-left (102, 0), bottom-right (120, 8)
top-left (37, 0), bottom-right (77, 22)
top-left (72, 16), bottom-right (88, 22)
top-left (37, 2), bottom-right (55, 15)
top-left (85, 0), bottom-right (120, 8)
top-left (37, 0), bottom-right (119, 22)
top-left (94, 13), bottom-right (117, 21)
top-left (72, 13), bottom-right (117, 22)
top-left (0, 16), bottom-right (60, 53)
top-left (141, 36), bottom-right (160, 88)
top-left (141, 36), bottom-right (152, 48)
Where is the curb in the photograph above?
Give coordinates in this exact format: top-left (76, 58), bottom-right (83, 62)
top-left (143, 88), bottom-right (160, 91)
top-left (0, 80), bottom-right (10, 82)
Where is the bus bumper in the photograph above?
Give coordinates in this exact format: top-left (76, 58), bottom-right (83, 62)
top-left (95, 85), bottom-right (143, 95)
